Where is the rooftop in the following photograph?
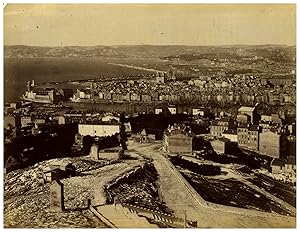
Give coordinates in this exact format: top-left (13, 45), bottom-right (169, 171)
top-left (79, 120), bottom-right (119, 125)
top-left (248, 125), bottom-right (260, 132)
top-left (222, 129), bottom-right (237, 135)
top-left (238, 106), bottom-right (255, 112)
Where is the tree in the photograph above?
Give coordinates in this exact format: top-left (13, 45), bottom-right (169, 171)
top-left (119, 112), bottom-right (127, 151)
top-left (82, 135), bottom-right (94, 154)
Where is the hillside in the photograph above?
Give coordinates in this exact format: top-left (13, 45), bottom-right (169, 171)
top-left (4, 45), bottom-right (296, 62)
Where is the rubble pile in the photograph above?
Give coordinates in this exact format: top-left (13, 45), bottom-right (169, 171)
top-left (63, 177), bottom-right (96, 209)
top-left (4, 156), bottom-right (113, 228)
top-left (4, 182), bottom-right (105, 228)
top-left (107, 163), bottom-right (173, 215)
top-left (4, 157), bottom-right (110, 200)
top-left (71, 157), bottom-right (112, 173)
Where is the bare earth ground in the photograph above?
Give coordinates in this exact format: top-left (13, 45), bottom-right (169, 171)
top-left (129, 140), bottom-right (296, 228)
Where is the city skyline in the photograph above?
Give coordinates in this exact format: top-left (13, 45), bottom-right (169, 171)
top-left (4, 4), bottom-right (296, 46)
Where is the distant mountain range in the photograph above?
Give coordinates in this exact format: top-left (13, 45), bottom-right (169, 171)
top-left (4, 44), bottom-right (296, 62)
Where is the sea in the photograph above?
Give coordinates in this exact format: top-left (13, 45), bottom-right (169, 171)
top-left (4, 57), bottom-right (154, 103)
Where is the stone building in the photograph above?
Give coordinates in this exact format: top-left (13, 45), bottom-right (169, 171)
top-left (163, 126), bottom-right (194, 154)
top-left (156, 71), bottom-right (165, 83)
top-left (4, 115), bottom-right (21, 129)
top-left (210, 138), bottom-right (231, 154)
top-left (237, 105), bottom-right (259, 124)
top-left (210, 117), bottom-right (235, 137)
top-left (136, 129), bottom-right (156, 143)
top-left (237, 124), bottom-right (261, 151)
top-left (78, 121), bottom-right (120, 137)
top-left (221, 129), bottom-right (238, 142)
top-left (90, 144), bottom-right (121, 161)
top-left (21, 116), bottom-right (32, 128)
top-left (259, 130), bottom-right (287, 159)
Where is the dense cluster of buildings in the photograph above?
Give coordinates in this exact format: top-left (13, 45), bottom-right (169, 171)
top-left (271, 156), bottom-right (296, 183)
top-left (209, 105), bottom-right (294, 159)
top-left (66, 72), bottom-right (295, 109)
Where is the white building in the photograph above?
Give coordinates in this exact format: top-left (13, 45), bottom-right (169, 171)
top-left (78, 123), bottom-right (120, 137)
top-left (192, 108), bottom-right (208, 116)
top-left (168, 107), bottom-right (177, 114)
top-left (155, 108), bottom-right (163, 114)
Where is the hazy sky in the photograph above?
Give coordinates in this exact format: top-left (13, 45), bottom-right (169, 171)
top-left (4, 4), bottom-right (296, 46)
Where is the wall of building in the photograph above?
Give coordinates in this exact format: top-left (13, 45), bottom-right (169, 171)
top-left (155, 109), bottom-right (162, 114)
top-left (210, 125), bottom-right (228, 137)
top-left (247, 131), bottom-right (259, 151)
top-left (99, 151), bottom-right (120, 160)
top-left (271, 165), bottom-right (284, 174)
top-left (21, 117), bottom-right (32, 127)
top-left (79, 124), bottom-right (120, 137)
top-left (192, 109), bottom-right (206, 116)
top-left (4, 116), bottom-right (21, 129)
top-left (90, 145), bottom-right (99, 160)
top-left (222, 133), bottom-right (237, 142)
top-left (165, 134), bottom-right (193, 154)
top-left (259, 131), bottom-right (280, 158)
top-left (58, 116), bottom-right (66, 125)
top-left (237, 128), bottom-right (248, 147)
top-left (211, 140), bottom-right (225, 154)
top-left (237, 128), bottom-right (259, 151)
top-left (236, 114), bottom-right (249, 123)
top-left (168, 107), bottom-right (177, 114)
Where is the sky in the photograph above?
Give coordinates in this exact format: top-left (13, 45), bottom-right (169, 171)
top-left (4, 4), bottom-right (296, 46)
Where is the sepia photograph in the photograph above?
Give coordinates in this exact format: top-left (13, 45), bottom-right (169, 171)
top-left (3, 2), bottom-right (296, 229)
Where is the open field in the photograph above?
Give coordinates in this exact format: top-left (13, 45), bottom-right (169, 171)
top-left (182, 172), bottom-right (290, 216)
top-left (248, 174), bottom-right (296, 207)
